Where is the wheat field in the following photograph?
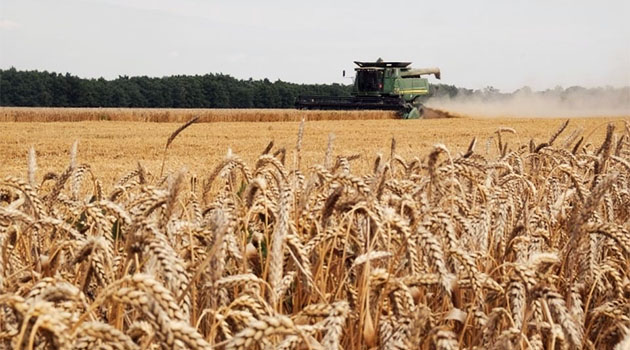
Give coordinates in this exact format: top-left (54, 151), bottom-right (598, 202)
top-left (0, 115), bottom-right (625, 182)
top-left (0, 107), bottom-right (398, 123)
top-left (1, 114), bottom-right (629, 350)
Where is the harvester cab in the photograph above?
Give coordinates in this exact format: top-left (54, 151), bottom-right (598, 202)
top-left (296, 59), bottom-right (441, 119)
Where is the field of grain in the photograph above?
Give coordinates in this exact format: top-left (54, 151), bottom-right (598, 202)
top-left (0, 115), bottom-right (626, 183)
top-left (1, 112), bottom-right (630, 349)
top-left (0, 107), bottom-right (398, 123)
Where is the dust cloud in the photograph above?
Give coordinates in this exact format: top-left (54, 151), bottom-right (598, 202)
top-left (426, 86), bottom-right (630, 118)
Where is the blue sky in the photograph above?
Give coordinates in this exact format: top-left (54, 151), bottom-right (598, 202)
top-left (1, 0), bottom-right (629, 91)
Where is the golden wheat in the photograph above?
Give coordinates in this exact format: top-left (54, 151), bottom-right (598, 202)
top-left (0, 107), bottom-right (397, 123)
top-left (0, 118), bottom-right (629, 350)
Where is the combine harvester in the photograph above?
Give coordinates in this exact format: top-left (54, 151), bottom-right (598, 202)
top-left (296, 59), bottom-right (450, 119)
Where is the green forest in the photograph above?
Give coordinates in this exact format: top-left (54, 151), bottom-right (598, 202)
top-left (0, 68), bottom-right (464, 108)
top-left (0, 68), bottom-right (356, 108)
top-left (0, 68), bottom-right (351, 108)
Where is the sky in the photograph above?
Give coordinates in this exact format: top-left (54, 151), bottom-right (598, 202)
top-left (1, 0), bottom-right (629, 92)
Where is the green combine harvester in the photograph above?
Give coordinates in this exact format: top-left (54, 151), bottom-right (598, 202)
top-left (296, 59), bottom-right (442, 119)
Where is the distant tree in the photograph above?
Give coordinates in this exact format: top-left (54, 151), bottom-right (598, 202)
top-left (0, 68), bottom-right (502, 109)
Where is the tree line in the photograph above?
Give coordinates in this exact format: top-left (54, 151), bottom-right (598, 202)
top-left (0, 68), bottom-right (354, 108)
top-left (6, 67), bottom-right (620, 110)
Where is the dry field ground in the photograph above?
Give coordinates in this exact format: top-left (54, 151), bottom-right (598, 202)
top-left (0, 112), bottom-right (626, 184)
top-left (1, 108), bottom-right (630, 350)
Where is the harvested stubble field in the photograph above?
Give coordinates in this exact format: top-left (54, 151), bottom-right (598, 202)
top-left (1, 111), bottom-right (630, 350)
